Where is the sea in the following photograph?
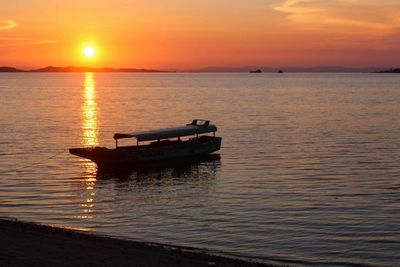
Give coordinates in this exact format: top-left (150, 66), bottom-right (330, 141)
top-left (1, 72), bottom-right (400, 267)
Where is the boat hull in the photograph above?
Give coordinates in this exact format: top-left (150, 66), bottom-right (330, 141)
top-left (70, 137), bottom-right (221, 168)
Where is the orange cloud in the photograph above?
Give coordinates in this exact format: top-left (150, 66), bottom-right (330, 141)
top-left (0, 19), bottom-right (17, 30)
top-left (275, 0), bottom-right (400, 34)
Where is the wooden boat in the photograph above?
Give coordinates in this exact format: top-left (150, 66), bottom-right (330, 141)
top-left (69, 120), bottom-right (222, 168)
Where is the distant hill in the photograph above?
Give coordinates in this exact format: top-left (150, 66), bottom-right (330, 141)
top-left (0, 66), bottom-right (169, 72)
top-left (374, 68), bottom-right (400, 73)
top-left (191, 65), bottom-right (378, 73)
top-left (0, 65), bottom-right (396, 73)
top-left (0, 66), bottom-right (24, 72)
top-left (192, 66), bottom-right (275, 72)
top-left (282, 66), bottom-right (377, 73)
top-left (30, 66), bottom-right (168, 72)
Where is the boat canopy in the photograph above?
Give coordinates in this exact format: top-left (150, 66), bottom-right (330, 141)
top-left (113, 120), bottom-right (217, 142)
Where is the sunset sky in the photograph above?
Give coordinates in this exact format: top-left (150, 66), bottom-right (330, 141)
top-left (1, 0), bottom-right (400, 69)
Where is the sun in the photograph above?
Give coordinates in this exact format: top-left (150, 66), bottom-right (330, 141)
top-left (83, 46), bottom-right (95, 58)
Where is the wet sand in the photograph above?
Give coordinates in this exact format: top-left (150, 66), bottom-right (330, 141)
top-left (0, 218), bottom-right (278, 267)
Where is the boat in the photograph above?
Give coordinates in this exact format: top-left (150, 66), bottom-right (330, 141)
top-left (69, 120), bottom-right (222, 168)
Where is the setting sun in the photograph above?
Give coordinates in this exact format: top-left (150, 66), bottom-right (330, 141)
top-left (83, 46), bottom-right (95, 58)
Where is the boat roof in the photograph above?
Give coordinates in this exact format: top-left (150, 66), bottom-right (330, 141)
top-left (113, 120), bottom-right (217, 141)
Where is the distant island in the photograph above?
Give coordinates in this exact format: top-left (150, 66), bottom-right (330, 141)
top-left (190, 66), bottom-right (386, 73)
top-left (249, 69), bottom-right (262, 73)
top-left (374, 68), bottom-right (400, 73)
top-left (0, 66), bottom-right (169, 73)
top-left (0, 67), bottom-right (25, 72)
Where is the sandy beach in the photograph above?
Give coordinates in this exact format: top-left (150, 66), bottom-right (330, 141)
top-left (0, 218), bottom-right (278, 267)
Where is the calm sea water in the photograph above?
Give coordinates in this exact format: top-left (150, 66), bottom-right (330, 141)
top-left (1, 72), bottom-right (400, 266)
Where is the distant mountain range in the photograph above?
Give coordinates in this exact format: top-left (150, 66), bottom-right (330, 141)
top-left (374, 68), bottom-right (400, 73)
top-left (0, 66), bottom-right (168, 73)
top-left (0, 67), bottom-right (24, 72)
top-left (190, 66), bottom-right (394, 73)
top-left (0, 65), bottom-right (398, 73)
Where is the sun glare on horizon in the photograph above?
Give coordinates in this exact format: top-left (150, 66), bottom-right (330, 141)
top-left (83, 46), bottom-right (95, 58)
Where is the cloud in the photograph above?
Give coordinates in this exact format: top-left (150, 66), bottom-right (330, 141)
top-left (0, 37), bottom-right (56, 47)
top-left (0, 19), bottom-right (55, 46)
top-left (0, 20), bottom-right (17, 30)
top-left (275, 0), bottom-right (400, 34)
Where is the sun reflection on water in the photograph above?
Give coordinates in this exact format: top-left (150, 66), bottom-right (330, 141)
top-left (82, 72), bottom-right (98, 147)
top-left (77, 72), bottom-right (99, 221)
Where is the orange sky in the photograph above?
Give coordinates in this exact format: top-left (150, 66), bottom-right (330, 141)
top-left (1, 0), bottom-right (400, 69)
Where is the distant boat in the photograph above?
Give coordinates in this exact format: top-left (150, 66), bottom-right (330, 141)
top-left (250, 69), bottom-right (262, 73)
top-left (69, 120), bottom-right (222, 168)
top-left (277, 70), bottom-right (284, 73)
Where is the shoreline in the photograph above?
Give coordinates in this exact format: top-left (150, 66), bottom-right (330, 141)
top-left (0, 218), bottom-right (279, 267)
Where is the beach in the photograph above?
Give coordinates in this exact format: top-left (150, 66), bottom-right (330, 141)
top-left (0, 218), bottom-right (275, 267)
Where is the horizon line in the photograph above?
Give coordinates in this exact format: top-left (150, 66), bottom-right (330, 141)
top-left (0, 65), bottom-right (398, 73)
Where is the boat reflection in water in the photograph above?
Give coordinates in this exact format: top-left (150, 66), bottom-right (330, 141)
top-left (96, 153), bottom-right (221, 184)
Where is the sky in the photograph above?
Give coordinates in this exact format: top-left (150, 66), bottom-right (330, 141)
top-left (1, 0), bottom-right (400, 69)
